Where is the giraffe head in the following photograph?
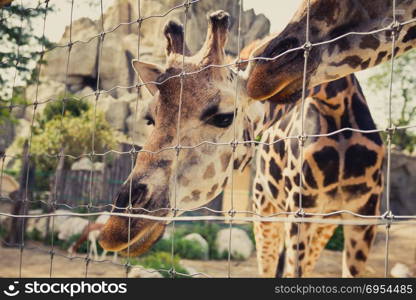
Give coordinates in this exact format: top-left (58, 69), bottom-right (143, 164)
top-left (246, 0), bottom-right (416, 102)
top-left (99, 11), bottom-right (256, 256)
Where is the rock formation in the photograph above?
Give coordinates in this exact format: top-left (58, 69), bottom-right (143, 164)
top-left (31, 0), bottom-right (270, 146)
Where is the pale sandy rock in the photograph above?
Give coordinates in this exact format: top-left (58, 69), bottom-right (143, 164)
top-left (215, 228), bottom-right (253, 260)
top-left (95, 214), bottom-right (110, 224)
top-left (126, 97), bottom-right (152, 145)
top-left (0, 120), bottom-right (15, 153)
top-left (71, 157), bottom-right (93, 171)
top-left (183, 233), bottom-right (209, 260)
top-left (0, 174), bottom-right (19, 197)
top-left (105, 99), bottom-right (130, 132)
top-left (382, 151), bottom-right (416, 215)
top-left (42, 17), bottom-right (99, 82)
top-left (390, 263), bottom-right (413, 278)
top-left (26, 209), bottom-right (71, 238)
top-left (24, 80), bottom-right (66, 115)
top-left (128, 267), bottom-right (163, 278)
top-left (57, 217), bottom-right (89, 241)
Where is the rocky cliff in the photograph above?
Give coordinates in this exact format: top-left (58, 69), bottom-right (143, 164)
top-left (13, 0), bottom-right (268, 148)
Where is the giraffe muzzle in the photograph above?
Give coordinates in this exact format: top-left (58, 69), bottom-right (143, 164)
top-left (98, 181), bottom-right (169, 255)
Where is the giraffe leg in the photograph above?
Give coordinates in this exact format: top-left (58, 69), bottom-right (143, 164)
top-left (341, 187), bottom-right (381, 277)
top-left (282, 221), bottom-right (318, 278)
top-left (342, 224), bottom-right (376, 277)
top-left (112, 251), bottom-right (118, 263)
top-left (100, 250), bottom-right (108, 261)
top-left (90, 235), bottom-right (98, 261)
top-left (253, 220), bottom-right (284, 277)
top-left (252, 177), bottom-right (284, 278)
top-left (303, 224), bottom-right (338, 276)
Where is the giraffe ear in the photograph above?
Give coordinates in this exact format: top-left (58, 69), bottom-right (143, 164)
top-left (132, 59), bottom-right (165, 96)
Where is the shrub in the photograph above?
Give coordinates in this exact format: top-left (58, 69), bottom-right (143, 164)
top-left (132, 252), bottom-right (189, 278)
top-left (0, 224), bottom-right (7, 239)
top-left (186, 222), bottom-right (221, 259)
top-left (41, 95), bottom-right (89, 123)
top-left (325, 226), bottom-right (344, 251)
top-left (152, 235), bottom-right (206, 260)
top-left (62, 233), bottom-right (105, 254)
top-left (30, 106), bottom-right (118, 171)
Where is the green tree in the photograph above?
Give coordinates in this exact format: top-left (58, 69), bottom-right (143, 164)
top-left (367, 50), bottom-right (416, 153)
top-left (28, 98), bottom-right (120, 173)
top-left (0, 2), bottom-right (52, 100)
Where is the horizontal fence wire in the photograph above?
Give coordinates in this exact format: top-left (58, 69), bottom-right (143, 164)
top-left (0, 0), bottom-right (415, 277)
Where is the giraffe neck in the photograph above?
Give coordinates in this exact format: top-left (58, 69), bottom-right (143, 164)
top-left (300, 0), bottom-right (416, 86)
top-left (244, 74), bottom-right (372, 142)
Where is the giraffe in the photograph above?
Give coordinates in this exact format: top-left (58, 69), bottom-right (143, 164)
top-left (246, 0), bottom-right (416, 102)
top-left (68, 215), bottom-right (118, 263)
top-left (99, 11), bottom-right (384, 277)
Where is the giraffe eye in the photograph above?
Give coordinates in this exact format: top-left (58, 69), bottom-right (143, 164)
top-left (145, 114), bottom-right (155, 126)
top-left (207, 113), bottom-right (234, 128)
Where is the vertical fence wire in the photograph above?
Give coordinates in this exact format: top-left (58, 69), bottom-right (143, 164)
top-left (48, 0), bottom-right (76, 277)
top-left (169, 0), bottom-right (191, 278)
top-left (85, 0), bottom-right (106, 278)
top-left (124, 0), bottom-right (143, 278)
top-left (226, 0), bottom-right (243, 278)
top-left (294, 0), bottom-right (311, 278)
top-left (383, 0), bottom-right (398, 278)
top-left (17, 0), bottom-right (51, 278)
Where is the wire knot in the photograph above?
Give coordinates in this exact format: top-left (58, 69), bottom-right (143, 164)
top-left (297, 135), bottom-right (307, 147)
top-left (49, 250), bottom-right (55, 259)
top-left (174, 144), bottom-right (181, 156)
top-left (295, 208), bottom-right (305, 218)
top-left (168, 267), bottom-right (177, 278)
top-left (230, 140), bottom-right (238, 151)
top-left (124, 262), bottom-right (132, 274)
top-left (184, 0), bottom-right (191, 10)
top-left (302, 41), bottom-right (312, 52)
top-left (385, 126), bottom-right (396, 142)
top-left (382, 210), bottom-right (394, 222)
top-left (228, 209), bottom-right (236, 218)
top-left (171, 207), bottom-right (179, 216)
top-left (389, 20), bottom-right (401, 34)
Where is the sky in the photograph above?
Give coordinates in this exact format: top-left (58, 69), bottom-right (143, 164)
top-left (28, 0), bottom-right (389, 127)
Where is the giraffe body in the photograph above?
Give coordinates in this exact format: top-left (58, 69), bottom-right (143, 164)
top-left (248, 75), bottom-right (384, 277)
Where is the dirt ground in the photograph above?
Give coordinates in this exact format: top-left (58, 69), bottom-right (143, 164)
top-left (0, 224), bottom-right (415, 278)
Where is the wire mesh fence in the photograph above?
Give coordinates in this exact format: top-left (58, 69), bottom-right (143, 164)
top-left (0, 0), bottom-right (416, 278)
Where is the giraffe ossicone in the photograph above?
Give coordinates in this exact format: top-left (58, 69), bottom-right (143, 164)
top-left (99, 10), bottom-right (384, 278)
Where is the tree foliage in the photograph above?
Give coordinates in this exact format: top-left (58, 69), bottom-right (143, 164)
top-left (0, 2), bottom-right (52, 100)
top-left (28, 98), bottom-right (119, 171)
top-left (367, 50), bottom-right (416, 153)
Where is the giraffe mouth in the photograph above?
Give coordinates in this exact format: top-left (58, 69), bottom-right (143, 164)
top-left (267, 79), bottom-right (304, 103)
top-left (99, 216), bottom-right (167, 256)
top-left (246, 65), bottom-right (304, 102)
top-left (117, 221), bottom-right (166, 257)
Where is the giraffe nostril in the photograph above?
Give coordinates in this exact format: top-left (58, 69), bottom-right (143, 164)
top-left (264, 37), bottom-right (301, 62)
top-left (113, 182), bottom-right (148, 211)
